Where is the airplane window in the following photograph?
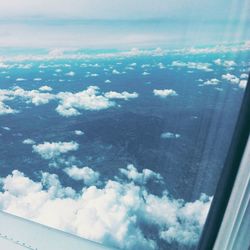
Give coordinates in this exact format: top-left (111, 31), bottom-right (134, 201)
top-left (0, 1), bottom-right (249, 249)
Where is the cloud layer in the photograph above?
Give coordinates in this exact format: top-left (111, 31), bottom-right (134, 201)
top-left (0, 169), bottom-right (212, 250)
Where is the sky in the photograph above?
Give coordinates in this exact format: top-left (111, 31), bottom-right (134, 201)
top-left (0, 0), bottom-right (249, 49)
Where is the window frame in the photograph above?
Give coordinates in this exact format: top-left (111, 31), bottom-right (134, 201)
top-left (198, 75), bottom-right (250, 249)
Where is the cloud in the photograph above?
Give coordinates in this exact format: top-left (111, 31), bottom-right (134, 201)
top-left (0, 86), bottom-right (138, 117)
top-left (239, 80), bottom-right (247, 89)
top-left (34, 78), bottom-right (42, 81)
top-left (158, 193), bottom-right (211, 245)
top-left (39, 85), bottom-right (53, 92)
top-left (64, 166), bottom-right (100, 186)
top-left (65, 71), bottom-right (75, 76)
top-left (222, 73), bottom-right (240, 84)
top-left (112, 69), bottom-right (120, 75)
top-left (0, 87), bottom-right (55, 107)
top-left (203, 78), bottom-right (220, 85)
top-left (153, 89), bottom-right (178, 98)
top-left (0, 101), bottom-right (17, 115)
top-left (56, 86), bottom-right (115, 117)
top-left (1, 126), bottom-right (11, 131)
top-left (104, 91), bottom-right (139, 100)
top-left (240, 73), bottom-right (248, 79)
top-left (171, 61), bottom-right (213, 72)
top-left (0, 43), bottom-right (249, 62)
top-left (0, 62), bottom-right (10, 68)
top-left (0, 170), bottom-right (42, 197)
top-left (104, 79), bottom-right (111, 83)
top-left (22, 138), bottom-right (36, 145)
top-left (0, 169), bottom-right (212, 250)
top-left (74, 130), bottom-right (84, 136)
top-left (119, 164), bottom-right (163, 185)
top-left (161, 132), bottom-right (180, 139)
top-left (16, 78), bottom-right (26, 81)
top-left (32, 141), bottom-right (79, 160)
top-left (213, 59), bottom-right (236, 68)
top-left (142, 71), bottom-right (150, 75)
top-left (158, 62), bottom-right (165, 69)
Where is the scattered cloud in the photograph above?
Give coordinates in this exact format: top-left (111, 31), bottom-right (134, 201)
top-left (171, 61), bottom-right (213, 72)
top-left (104, 79), bottom-right (111, 83)
top-left (65, 71), bottom-right (75, 76)
top-left (16, 78), bottom-right (26, 81)
top-left (56, 86), bottom-right (115, 117)
top-left (104, 91), bottom-right (139, 100)
top-left (161, 132), bottom-right (180, 139)
top-left (39, 85), bottom-right (53, 92)
top-left (158, 62), bottom-right (165, 69)
top-left (74, 130), bottom-right (84, 136)
top-left (0, 87), bottom-right (55, 108)
top-left (32, 141), bottom-right (79, 160)
top-left (0, 86), bottom-right (139, 116)
top-left (22, 138), bottom-right (36, 145)
top-left (142, 71), bottom-right (150, 75)
top-left (222, 73), bottom-right (240, 84)
top-left (33, 78), bottom-right (42, 81)
top-left (119, 164), bottom-right (163, 185)
top-left (1, 126), bottom-right (11, 131)
top-left (64, 166), bottom-right (100, 186)
top-left (213, 59), bottom-right (236, 68)
top-left (112, 69), bottom-right (120, 75)
top-left (153, 89), bottom-right (178, 98)
top-left (203, 78), bottom-right (220, 85)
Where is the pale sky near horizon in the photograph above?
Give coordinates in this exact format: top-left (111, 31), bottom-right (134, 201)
top-left (0, 0), bottom-right (249, 49)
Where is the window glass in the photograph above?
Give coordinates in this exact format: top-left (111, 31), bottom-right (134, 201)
top-left (0, 1), bottom-right (249, 249)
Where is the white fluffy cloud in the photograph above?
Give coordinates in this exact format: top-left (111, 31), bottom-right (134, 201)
top-left (104, 91), bottom-right (138, 100)
top-left (64, 166), bottom-right (100, 186)
top-left (22, 138), bottom-right (36, 145)
top-left (153, 89), bottom-right (178, 98)
top-left (74, 130), bottom-right (84, 136)
top-left (119, 164), bottom-right (163, 185)
top-left (0, 87), bottom-right (55, 107)
top-left (161, 132), bottom-right (181, 139)
top-left (112, 69), bottom-right (120, 75)
top-left (0, 169), bottom-right (212, 250)
top-left (56, 86), bottom-right (115, 117)
top-left (39, 85), bottom-right (53, 92)
top-left (222, 73), bottom-right (240, 84)
top-left (32, 141), bottom-right (79, 160)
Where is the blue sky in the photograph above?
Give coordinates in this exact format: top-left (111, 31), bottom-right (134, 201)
top-left (0, 0), bottom-right (249, 49)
